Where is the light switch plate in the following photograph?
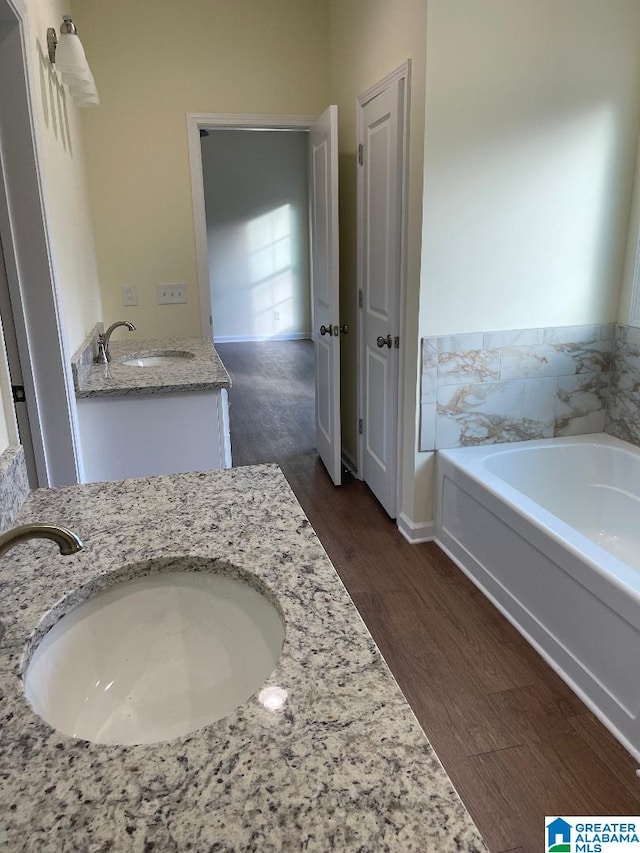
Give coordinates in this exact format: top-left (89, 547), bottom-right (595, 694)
top-left (157, 283), bottom-right (187, 305)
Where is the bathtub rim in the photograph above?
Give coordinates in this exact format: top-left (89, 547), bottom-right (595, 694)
top-left (436, 433), bottom-right (640, 620)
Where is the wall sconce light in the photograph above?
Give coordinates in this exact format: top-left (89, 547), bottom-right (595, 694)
top-left (47, 15), bottom-right (99, 108)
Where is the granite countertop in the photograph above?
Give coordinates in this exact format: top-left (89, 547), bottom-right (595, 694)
top-left (72, 335), bottom-right (231, 398)
top-left (0, 466), bottom-right (486, 852)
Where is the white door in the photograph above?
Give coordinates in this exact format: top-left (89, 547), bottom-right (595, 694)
top-left (359, 83), bottom-right (403, 517)
top-left (310, 106), bottom-right (341, 485)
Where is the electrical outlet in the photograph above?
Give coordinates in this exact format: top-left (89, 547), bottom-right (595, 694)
top-left (274, 310), bottom-right (280, 321)
top-left (157, 283), bottom-right (187, 305)
top-left (122, 285), bottom-right (138, 307)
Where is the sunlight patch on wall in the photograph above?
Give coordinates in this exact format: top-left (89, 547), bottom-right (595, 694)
top-left (245, 204), bottom-right (297, 337)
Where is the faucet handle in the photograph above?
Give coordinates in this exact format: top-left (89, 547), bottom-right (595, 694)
top-left (95, 335), bottom-right (108, 364)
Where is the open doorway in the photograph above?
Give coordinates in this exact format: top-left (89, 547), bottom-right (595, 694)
top-left (200, 127), bottom-right (315, 470)
top-left (200, 129), bottom-right (312, 345)
top-left (187, 111), bottom-right (343, 484)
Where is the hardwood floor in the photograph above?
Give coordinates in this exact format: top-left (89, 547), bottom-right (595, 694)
top-left (217, 340), bottom-right (640, 853)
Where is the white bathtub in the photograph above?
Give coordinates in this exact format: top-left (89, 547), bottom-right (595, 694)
top-left (436, 433), bottom-right (640, 761)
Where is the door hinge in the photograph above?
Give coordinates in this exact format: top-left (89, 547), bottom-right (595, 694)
top-left (358, 418), bottom-right (363, 435)
top-left (11, 385), bottom-right (26, 403)
top-left (358, 144), bottom-right (364, 166)
top-left (358, 289), bottom-right (363, 309)
top-left (394, 336), bottom-right (400, 349)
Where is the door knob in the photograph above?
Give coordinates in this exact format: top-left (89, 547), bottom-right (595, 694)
top-left (376, 335), bottom-right (392, 348)
top-left (320, 324), bottom-right (333, 336)
top-left (340, 324), bottom-right (349, 335)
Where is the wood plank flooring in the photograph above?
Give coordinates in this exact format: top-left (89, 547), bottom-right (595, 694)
top-left (217, 340), bottom-right (640, 853)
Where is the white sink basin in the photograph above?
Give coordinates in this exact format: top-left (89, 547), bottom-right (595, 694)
top-left (121, 351), bottom-right (194, 367)
top-left (23, 570), bottom-right (285, 745)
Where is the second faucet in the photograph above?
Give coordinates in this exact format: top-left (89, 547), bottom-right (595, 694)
top-left (95, 321), bottom-right (136, 364)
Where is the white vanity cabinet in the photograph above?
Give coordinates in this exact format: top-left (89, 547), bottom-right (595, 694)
top-left (71, 335), bottom-right (233, 484)
top-left (76, 388), bottom-right (231, 483)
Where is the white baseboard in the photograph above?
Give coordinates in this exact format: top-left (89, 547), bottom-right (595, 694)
top-left (213, 333), bottom-right (312, 343)
top-left (397, 512), bottom-right (435, 544)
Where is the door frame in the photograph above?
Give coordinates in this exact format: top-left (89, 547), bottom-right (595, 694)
top-left (186, 112), bottom-right (318, 341)
top-left (0, 231), bottom-right (36, 484)
top-left (356, 60), bottom-right (411, 516)
top-left (0, 238), bottom-right (19, 450)
top-left (0, 0), bottom-right (80, 486)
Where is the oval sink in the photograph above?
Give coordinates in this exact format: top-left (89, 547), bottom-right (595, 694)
top-left (23, 571), bottom-right (285, 745)
top-left (120, 351), bottom-right (195, 367)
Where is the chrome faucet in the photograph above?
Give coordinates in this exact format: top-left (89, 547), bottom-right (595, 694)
top-left (0, 524), bottom-right (84, 558)
top-left (95, 321), bottom-right (136, 364)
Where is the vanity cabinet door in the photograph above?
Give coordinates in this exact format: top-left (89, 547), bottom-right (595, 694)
top-left (76, 390), bottom-right (231, 483)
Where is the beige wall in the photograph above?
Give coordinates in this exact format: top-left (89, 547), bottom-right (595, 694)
top-left (73, 0), bottom-right (330, 343)
top-left (26, 0), bottom-right (103, 353)
top-left (420, 0), bottom-right (640, 338)
top-left (328, 0), bottom-right (427, 522)
top-left (619, 138), bottom-right (640, 322)
top-left (413, 0), bottom-right (640, 525)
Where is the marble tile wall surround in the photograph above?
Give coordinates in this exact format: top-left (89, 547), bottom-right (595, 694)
top-left (605, 324), bottom-right (640, 446)
top-left (70, 323), bottom-right (103, 392)
top-left (0, 446), bottom-right (29, 534)
top-left (420, 324), bottom-right (614, 451)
